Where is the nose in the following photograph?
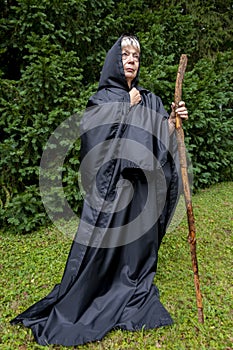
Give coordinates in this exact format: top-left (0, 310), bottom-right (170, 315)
top-left (128, 55), bottom-right (136, 63)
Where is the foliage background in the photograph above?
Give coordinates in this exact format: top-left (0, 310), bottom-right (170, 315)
top-left (0, 0), bottom-right (233, 233)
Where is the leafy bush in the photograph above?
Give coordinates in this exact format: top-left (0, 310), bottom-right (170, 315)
top-left (0, 0), bottom-right (232, 233)
top-left (183, 51), bottom-right (233, 188)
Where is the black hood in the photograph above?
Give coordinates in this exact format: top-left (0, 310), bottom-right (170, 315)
top-left (98, 36), bottom-right (140, 92)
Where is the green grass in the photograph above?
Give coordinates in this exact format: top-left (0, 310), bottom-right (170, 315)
top-left (0, 182), bottom-right (232, 349)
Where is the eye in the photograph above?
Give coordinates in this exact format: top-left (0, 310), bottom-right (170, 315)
top-left (122, 52), bottom-right (129, 60)
top-left (122, 51), bottom-right (140, 62)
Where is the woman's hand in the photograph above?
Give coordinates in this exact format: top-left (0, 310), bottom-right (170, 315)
top-left (129, 87), bottom-right (141, 106)
top-left (169, 101), bottom-right (188, 134)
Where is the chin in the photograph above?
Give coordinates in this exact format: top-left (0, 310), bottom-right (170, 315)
top-left (125, 74), bottom-right (135, 81)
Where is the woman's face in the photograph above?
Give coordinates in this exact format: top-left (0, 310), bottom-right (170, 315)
top-left (121, 45), bottom-right (140, 88)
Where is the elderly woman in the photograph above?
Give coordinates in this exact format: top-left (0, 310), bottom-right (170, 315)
top-left (11, 35), bottom-right (188, 346)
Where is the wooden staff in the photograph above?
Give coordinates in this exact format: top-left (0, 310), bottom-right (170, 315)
top-left (174, 54), bottom-right (204, 323)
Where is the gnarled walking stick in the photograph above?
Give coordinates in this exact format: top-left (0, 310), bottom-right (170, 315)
top-left (174, 54), bottom-right (204, 323)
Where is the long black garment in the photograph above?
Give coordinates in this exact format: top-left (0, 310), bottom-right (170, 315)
top-left (11, 36), bottom-right (180, 346)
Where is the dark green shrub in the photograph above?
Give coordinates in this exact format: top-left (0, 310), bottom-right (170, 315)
top-left (183, 51), bottom-right (233, 188)
top-left (0, 0), bottom-right (232, 233)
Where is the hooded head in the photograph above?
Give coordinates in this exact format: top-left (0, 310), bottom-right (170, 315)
top-left (98, 35), bottom-right (140, 91)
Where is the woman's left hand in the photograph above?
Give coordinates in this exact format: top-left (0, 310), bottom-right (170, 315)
top-left (168, 101), bottom-right (188, 133)
top-left (170, 101), bottom-right (188, 122)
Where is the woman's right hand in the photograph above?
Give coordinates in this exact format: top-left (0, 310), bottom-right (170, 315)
top-left (129, 87), bottom-right (141, 106)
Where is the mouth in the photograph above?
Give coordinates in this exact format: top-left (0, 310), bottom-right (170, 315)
top-left (126, 68), bottom-right (134, 73)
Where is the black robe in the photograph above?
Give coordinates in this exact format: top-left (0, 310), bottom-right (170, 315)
top-left (10, 36), bottom-right (180, 346)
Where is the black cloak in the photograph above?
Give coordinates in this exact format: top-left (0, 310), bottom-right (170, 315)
top-left (10, 36), bottom-right (180, 346)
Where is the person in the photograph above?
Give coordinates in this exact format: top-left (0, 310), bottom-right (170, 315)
top-left (10, 35), bottom-right (188, 346)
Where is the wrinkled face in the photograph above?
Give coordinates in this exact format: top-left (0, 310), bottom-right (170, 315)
top-left (121, 45), bottom-right (140, 87)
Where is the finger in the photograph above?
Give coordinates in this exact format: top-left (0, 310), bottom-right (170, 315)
top-left (170, 103), bottom-right (176, 117)
top-left (177, 111), bottom-right (188, 116)
top-left (176, 107), bottom-right (187, 112)
top-left (171, 102), bottom-right (176, 111)
top-left (179, 113), bottom-right (188, 119)
top-left (178, 100), bottom-right (185, 106)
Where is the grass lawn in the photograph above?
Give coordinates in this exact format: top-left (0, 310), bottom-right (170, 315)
top-left (0, 182), bottom-right (232, 349)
